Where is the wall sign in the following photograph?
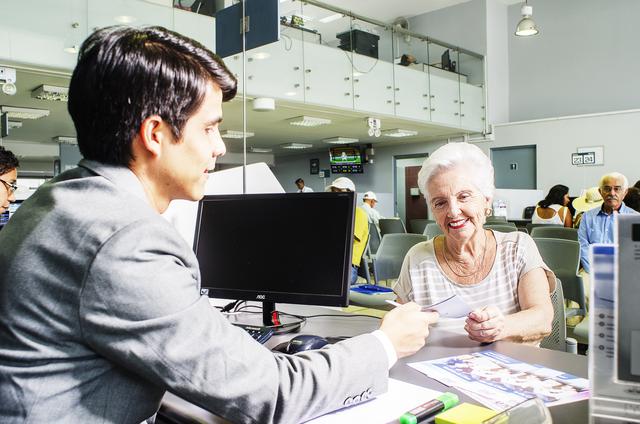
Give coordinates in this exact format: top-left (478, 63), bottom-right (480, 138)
top-left (572, 146), bottom-right (604, 166)
top-left (310, 158), bottom-right (319, 175)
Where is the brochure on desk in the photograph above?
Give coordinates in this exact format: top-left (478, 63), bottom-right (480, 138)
top-left (409, 351), bottom-right (589, 411)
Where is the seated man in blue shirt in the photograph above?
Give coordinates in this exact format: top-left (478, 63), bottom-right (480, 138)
top-left (578, 172), bottom-right (639, 273)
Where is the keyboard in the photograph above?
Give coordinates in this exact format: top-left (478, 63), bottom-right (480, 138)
top-left (233, 323), bottom-right (274, 344)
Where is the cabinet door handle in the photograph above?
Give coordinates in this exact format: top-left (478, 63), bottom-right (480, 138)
top-left (305, 69), bottom-right (311, 73)
top-left (481, 106), bottom-right (485, 109)
top-left (395, 102), bottom-right (400, 105)
top-left (386, 85), bottom-right (392, 89)
top-left (355, 94), bottom-right (360, 98)
top-left (423, 94), bottom-right (428, 97)
top-left (481, 117), bottom-right (486, 121)
top-left (454, 112), bottom-right (459, 116)
top-left (431, 108), bottom-right (436, 111)
top-left (423, 107), bottom-right (429, 110)
top-left (354, 79), bottom-right (359, 83)
top-left (387, 100), bottom-right (392, 104)
top-left (395, 88), bottom-right (399, 91)
top-left (247, 58), bottom-right (254, 62)
top-left (460, 101), bottom-right (465, 104)
top-left (430, 95), bottom-right (435, 98)
top-left (248, 75), bottom-right (253, 80)
top-left (461, 114), bottom-right (465, 117)
top-left (344, 77), bottom-right (350, 81)
top-left (294, 83), bottom-right (300, 88)
top-left (454, 99), bottom-right (459, 103)
top-left (293, 66), bottom-right (300, 70)
top-left (345, 92), bottom-right (351, 96)
top-left (306, 86), bottom-right (310, 90)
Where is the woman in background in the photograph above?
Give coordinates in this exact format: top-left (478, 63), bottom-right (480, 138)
top-left (532, 184), bottom-right (572, 227)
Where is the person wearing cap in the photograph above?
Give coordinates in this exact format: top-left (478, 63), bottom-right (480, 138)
top-left (362, 191), bottom-right (384, 228)
top-left (295, 177), bottom-right (313, 193)
top-left (577, 173), bottom-right (639, 273)
top-left (326, 177), bottom-right (369, 285)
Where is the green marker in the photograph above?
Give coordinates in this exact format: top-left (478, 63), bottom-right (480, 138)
top-left (398, 392), bottom-right (459, 424)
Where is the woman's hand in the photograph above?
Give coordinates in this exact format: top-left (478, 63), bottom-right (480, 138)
top-left (465, 306), bottom-right (506, 343)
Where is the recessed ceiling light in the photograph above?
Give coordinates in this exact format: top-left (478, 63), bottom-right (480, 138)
top-left (382, 129), bottom-right (418, 138)
top-left (319, 13), bottom-right (342, 24)
top-left (284, 91), bottom-right (297, 96)
top-left (221, 130), bottom-right (254, 139)
top-left (31, 84), bottom-right (69, 102)
top-left (0, 106), bottom-right (50, 120)
top-left (287, 115), bottom-right (331, 127)
top-left (323, 136), bottom-right (359, 145)
top-left (252, 52), bottom-right (270, 60)
top-left (280, 142), bottom-right (313, 150)
top-left (63, 45), bottom-right (79, 54)
top-left (52, 136), bottom-right (77, 145)
top-left (115, 15), bottom-right (137, 24)
top-left (250, 147), bottom-right (273, 153)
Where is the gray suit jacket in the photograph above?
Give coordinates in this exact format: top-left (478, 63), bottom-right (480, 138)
top-left (0, 160), bottom-right (388, 423)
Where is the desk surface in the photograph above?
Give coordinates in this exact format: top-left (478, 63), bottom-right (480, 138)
top-left (161, 303), bottom-right (587, 423)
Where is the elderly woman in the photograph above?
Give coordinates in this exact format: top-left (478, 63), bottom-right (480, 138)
top-left (393, 143), bottom-right (554, 344)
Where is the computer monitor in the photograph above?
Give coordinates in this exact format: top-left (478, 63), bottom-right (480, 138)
top-left (329, 146), bottom-right (363, 174)
top-left (193, 192), bottom-right (355, 327)
top-left (441, 49), bottom-right (451, 71)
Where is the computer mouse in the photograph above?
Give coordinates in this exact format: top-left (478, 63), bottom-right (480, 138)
top-left (276, 335), bottom-right (329, 354)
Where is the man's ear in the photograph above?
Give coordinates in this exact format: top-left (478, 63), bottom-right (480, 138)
top-left (136, 115), bottom-right (172, 158)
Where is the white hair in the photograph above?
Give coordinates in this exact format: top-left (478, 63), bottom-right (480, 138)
top-left (418, 142), bottom-right (495, 201)
top-left (599, 172), bottom-right (629, 190)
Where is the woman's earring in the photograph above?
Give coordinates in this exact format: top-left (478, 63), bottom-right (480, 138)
top-left (485, 208), bottom-right (492, 216)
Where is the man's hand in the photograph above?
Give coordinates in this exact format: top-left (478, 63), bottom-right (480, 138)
top-left (380, 302), bottom-right (439, 358)
top-left (465, 306), bottom-right (505, 343)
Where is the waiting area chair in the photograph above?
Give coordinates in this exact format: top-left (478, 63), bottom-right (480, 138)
top-left (409, 218), bottom-right (433, 235)
top-left (532, 238), bottom-right (586, 325)
top-left (540, 277), bottom-right (578, 353)
top-left (485, 215), bottom-right (508, 224)
top-left (372, 233), bottom-right (428, 285)
top-left (423, 222), bottom-right (443, 240)
top-left (378, 218), bottom-right (406, 237)
top-left (367, 224), bottom-right (382, 256)
top-left (526, 223), bottom-right (562, 234)
top-left (530, 226), bottom-right (578, 241)
top-left (484, 224), bottom-right (518, 233)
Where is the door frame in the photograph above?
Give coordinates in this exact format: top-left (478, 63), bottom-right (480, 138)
top-left (393, 153), bottom-right (429, 218)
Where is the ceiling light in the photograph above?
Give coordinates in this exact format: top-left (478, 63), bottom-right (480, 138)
top-left (249, 147), bottom-right (273, 153)
top-left (382, 129), bottom-right (418, 138)
top-left (0, 106), bottom-right (50, 120)
top-left (221, 130), bottom-right (255, 139)
top-left (280, 142), bottom-right (313, 150)
top-left (319, 13), bottom-right (343, 24)
top-left (8, 120), bottom-right (22, 129)
top-left (52, 136), bottom-right (77, 145)
top-left (287, 115), bottom-right (331, 127)
top-left (1, 82), bottom-right (17, 96)
top-left (515, 1), bottom-right (539, 36)
top-left (252, 52), bottom-right (270, 60)
top-left (284, 91), bottom-right (297, 96)
top-left (64, 45), bottom-right (79, 54)
top-left (252, 97), bottom-right (276, 112)
top-left (115, 15), bottom-right (137, 24)
top-left (31, 84), bottom-right (69, 102)
top-left (323, 136), bottom-right (359, 145)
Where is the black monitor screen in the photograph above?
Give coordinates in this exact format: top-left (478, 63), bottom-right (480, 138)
top-left (193, 192), bottom-right (355, 308)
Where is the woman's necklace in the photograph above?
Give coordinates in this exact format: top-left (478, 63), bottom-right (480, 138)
top-left (441, 230), bottom-right (488, 279)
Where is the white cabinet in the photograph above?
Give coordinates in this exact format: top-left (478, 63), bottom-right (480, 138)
top-left (352, 54), bottom-right (395, 116)
top-left (244, 39), bottom-right (305, 102)
top-left (223, 54), bottom-right (244, 94)
top-left (429, 70), bottom-right (461, 127)
top-left (460, 83), bottom-right (485, 132)
top-left (303, 43), bottom-right (353, 110)
top-left (393, 65), bottom-right (430, 122)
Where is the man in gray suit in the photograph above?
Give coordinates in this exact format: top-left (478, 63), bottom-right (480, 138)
top-left (0, 26), bottom-right (438, 423)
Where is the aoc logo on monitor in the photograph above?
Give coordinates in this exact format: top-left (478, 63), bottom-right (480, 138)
top-left (256, 294), bottom-right (266, 300)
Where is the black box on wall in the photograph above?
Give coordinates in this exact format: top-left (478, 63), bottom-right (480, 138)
top-left (336, 29), bottom-right (380, 59)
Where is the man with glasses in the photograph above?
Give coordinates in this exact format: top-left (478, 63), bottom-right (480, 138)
top-left (578, 172), bottom-right (639, 273)
top-left (0, 146), bottom-right (19, 216)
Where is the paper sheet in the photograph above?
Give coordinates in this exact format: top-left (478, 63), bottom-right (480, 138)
top-left (423, 295), bottom-right (473, 318)
top-left (306, 378), bottom-right (442, 424)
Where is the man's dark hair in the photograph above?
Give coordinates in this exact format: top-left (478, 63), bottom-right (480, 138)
top-left (295, 178), bottom-right (304, 185)
top-left (538, 184), bottom-right (569, 208)
top-left (68, 26), bottom-right (237, 166)
top-left (0, 146), bottom-right (19, 175)
top-left (400, 54), bottom-right (410, 66)
top-left (634, 180), bottom-right (640, 190)
top-left (624, 187), bottom-right (640, 213)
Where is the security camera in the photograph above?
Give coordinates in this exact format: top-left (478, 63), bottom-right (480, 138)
top-left (2, 82), bottom-right (17, 96)
top-left (0, 66), bottom-right (17, 96)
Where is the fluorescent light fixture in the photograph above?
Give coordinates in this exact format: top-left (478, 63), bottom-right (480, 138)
top-left (319, 13), bottom-right (342, 24)
top-left (8, 120), bottom-right (22, 129)
top-left (382, 129), bottom-right (418, 138)
top-left (287, 115), bottom-right (331, 127)
top-left (353, 71), bottom-right (363, 77)
top-left (0, 106), bottom-right (50, 120)
top-left (52, 136), bottom-right (77, 145)
top-left (323, 136), bottom-right (359, 145)
top-left (115, 15), bottom-right (137, 24)
top-left (64, 45), bottom-right (79, 54)
top-left (31, 84), bottom-right (69, 102)
top-left (515, 2), bottom-right (539, 36)
top-left (280, 142), bottom-right (313, 150)
top-left (249, 147), bottom-right (273, 153)
top-left (284, 91), bottom-right (297, 96)
top-left (252, 52), bottom-right (270, 60)
top-left (221, 130), bottom-right (254, 139)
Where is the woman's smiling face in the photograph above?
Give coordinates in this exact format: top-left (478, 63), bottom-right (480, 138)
top-left (427, 166), bottom-right (490, 243)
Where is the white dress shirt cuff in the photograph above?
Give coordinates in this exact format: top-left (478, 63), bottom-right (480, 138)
top-left (371, 329), bottom-right (398, 369)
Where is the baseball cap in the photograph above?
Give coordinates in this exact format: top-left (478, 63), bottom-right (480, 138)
top-left (325, 177), bottom-right (356, 192)
top-left (363, 191), bottom-right (377, 201)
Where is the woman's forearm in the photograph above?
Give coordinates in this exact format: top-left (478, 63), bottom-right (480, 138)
top-left (502, 306), bottom-right (553, 343)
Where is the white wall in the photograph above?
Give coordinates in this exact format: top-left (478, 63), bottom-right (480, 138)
top-left (508, 0), bottom-right (640, 121)
top-left (485, 0), bottom-right (509, 125)
top-left (474, 109), bottom-right (640, 197)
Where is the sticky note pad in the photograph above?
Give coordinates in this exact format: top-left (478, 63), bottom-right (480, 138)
top-left (435, 403), bottom-right (497, 424)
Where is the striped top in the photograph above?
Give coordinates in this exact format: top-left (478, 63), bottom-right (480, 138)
top-left (393, 231), bottom-right (554, 316)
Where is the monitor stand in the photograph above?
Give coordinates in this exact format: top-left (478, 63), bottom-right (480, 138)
top-left (262, 301), bottom-right (302, 334)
